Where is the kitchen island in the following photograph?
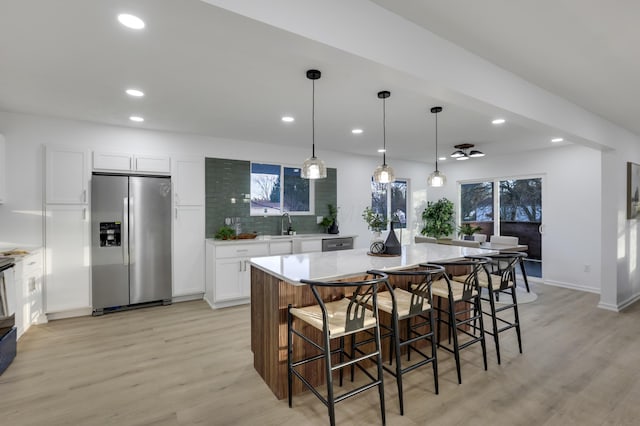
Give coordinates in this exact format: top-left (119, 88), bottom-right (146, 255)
top-left (249, 243), bottom-right (494, 399)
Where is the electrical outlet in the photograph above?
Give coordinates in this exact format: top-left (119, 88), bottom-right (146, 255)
top-left (317, 216), bottom-right (323, 224)
top-left (584, 264), bottom-right (591, 273)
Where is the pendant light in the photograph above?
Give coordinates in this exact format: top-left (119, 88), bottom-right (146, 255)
top-left (427, 106), bottom-right (446, 187)
top-left (373, 90), bottom-right (395, 184)
top-left (301, 69), bottom-right (327, 179)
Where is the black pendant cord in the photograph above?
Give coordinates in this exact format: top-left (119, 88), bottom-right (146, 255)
top-left (434, 111), bottom-right (439, 172)
top-left (382, 97), bottom-right (387, 166)
top-left (311, 78), bottom-right (316, 159)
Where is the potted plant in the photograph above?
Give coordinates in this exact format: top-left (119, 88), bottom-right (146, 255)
top-left (214, 225), bottom-right (236, 240)
top-left (458, 223), bottom-right (482, 240)
top-left (362, 207), bottom-right (388, 240)
top-left (421, 198), bottom-right (455, 240)
top-left (319, 203), bottom-right (339, 234)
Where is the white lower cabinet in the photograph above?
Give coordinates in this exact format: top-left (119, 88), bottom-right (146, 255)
top-left (12, 250), bottom-right (44, 339)
top-left (295, 238), bottom-right (323, 253)
top-left (44, 205), bottom-right (90, 314)
top-left (205, 240), bottom-right (269, 307)
top-left (173, 206), bottom-right (205, 297)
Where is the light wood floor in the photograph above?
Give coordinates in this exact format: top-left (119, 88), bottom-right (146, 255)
top-left (2, 284), bottom-right (639, 426)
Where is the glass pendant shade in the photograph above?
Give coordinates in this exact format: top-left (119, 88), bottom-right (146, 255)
top-left (469, 150), bottom-right (485, 157)
top-left (301, 156), bottom-right (327, 179)
top-left (373, 90), bottom-right (395, 184)
top-left (373, 163), bottom-right (395, 184)
top-left (428, 106), bottom-right (446, 187)
top-left (301, 69), bottom-right (326, 180)
top-left (427, 170), bottom-right (446, 187)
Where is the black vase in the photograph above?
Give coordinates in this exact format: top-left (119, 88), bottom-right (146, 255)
top-left (327, 222), bottom-right (339, 234)
top-left (383, 221), bottom-right (402, 255)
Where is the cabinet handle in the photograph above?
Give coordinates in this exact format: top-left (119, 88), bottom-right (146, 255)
top-left (236, 249), bottom-right (249, 253)
top-left (239, 260), bottom-right (243, 272)
top-left (83, 189), bottom-right (87, 203)
top-left (82, 207), bottom-right (87, 221)
top-left (175, 208), bottom-right (178, 219)
top-left (123, 197), bottom-right (129, 265)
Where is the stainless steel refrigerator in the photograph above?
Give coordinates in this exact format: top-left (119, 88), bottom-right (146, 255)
top-left (91, 174), bottom-right (172, 315)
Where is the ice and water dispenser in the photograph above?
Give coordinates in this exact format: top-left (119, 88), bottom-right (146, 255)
top-left (99, 222), bottom-right (121, 247)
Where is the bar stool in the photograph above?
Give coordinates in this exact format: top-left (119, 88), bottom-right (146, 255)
top-left (505, 251), bottom-right (531, 292)
top-left (287, 272), bottom-right (387, 426)
top-left (368, 266), bottom-right (441, 415)
top-left (424, 259), bottom-right (488, 384)
top-left (457, 253), bottom-right (523, 364)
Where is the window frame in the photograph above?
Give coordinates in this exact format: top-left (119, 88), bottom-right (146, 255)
top-left (371, 177), bottom-right (409, 230)
top-left (250, 162), bottom-right (315, 216)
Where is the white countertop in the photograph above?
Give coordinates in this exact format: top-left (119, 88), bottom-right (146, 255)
top-left (250, 244), bottom-right (495, 285)
top-left (207, 234), bottom-right (357, 245)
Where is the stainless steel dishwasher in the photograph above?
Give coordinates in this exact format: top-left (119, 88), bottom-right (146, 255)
top-left (321, 237), bottom-right (354, 252)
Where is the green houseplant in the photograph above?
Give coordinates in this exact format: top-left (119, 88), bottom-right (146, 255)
top-left (362, 206), bottom-right (388, 232)
top-left (421, 198), bottom-right (455, 239)
top-left (214, 225), bottom-right (236, 240)
top-left (319, 203), bottom-right (339, 234)
top-left (458, 223), bottom-right (482, 239)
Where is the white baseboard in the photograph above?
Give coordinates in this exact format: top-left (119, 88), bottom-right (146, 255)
top-left (46, 307), bottom-right (92, 321)
top-left (172, 293), bottom-right (204, 303)
top-left (204, 297), bottom-right (250, 310)
top-left (543, 279), bottom-right (600, 294)
top-left (596, 301), bottom-right (621, 312)
top-left (615, 292), bottom-right (640, 312)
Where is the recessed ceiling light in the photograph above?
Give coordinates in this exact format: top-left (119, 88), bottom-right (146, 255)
top-left (551, 137), bottom-right (564, 143)
top-left (352, 128), bottom-right (363, 134)
top-left (492, 118), bottom-right (506, 125)
top-left (129, 116), bottom-right (144, 122)
top-left (125, 89), bottom-right (144, 97)
top-left (377, 148), bottom-right (386, 153)
top-left (281, 116), bottom-right (294, 123)
top-left (438, 157), bottom-right (447, 161)
top-left (118, 14), bottom-right (145, 30)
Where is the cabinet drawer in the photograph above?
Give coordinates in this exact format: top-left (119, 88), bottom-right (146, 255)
top-left (269, 241), bottom-right (292, 255)
top-left (215, 243), bottom-right (269, 259)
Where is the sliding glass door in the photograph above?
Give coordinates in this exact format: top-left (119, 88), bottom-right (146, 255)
top-left (460, 176), bottom-right (543, 278)
top-left (499, 177), bottom-right (542, 278)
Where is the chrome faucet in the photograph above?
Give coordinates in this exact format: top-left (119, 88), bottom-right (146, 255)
top-left (281, 212), bottom-right (292, 235)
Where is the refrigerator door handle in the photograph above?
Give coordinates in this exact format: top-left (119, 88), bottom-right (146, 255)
top-left (123, 197), bottom-right (129, 265)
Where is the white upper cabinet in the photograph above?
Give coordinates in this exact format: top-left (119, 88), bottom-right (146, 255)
top-left (173, 156), bottom-right (204, 206)
top-left (45, 145), bottom-right (88, 204)
top-left (0, 134), bottom-right (5, 203)
top-left (93, 152), bottom-right (132, 171)
top-left (92, 151), bottom-right (171, 174)
top-left (134, 155), bottom-right (171, 173)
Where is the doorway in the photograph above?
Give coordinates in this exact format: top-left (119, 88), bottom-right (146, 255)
top-left (459, 176), bottom-right (543, 278)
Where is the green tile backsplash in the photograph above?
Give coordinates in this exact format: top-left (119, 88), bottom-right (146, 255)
top-left (205, 157), bottom-right (337, 237)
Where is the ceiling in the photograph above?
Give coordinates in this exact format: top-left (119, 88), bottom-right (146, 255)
top-left (1, 0), bottom-right (636, 164)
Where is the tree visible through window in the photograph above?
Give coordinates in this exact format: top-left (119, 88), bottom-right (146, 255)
top-left (371, 179), bottom-right (408, 229)
top-left (251, 163), bottom-right (313, 215)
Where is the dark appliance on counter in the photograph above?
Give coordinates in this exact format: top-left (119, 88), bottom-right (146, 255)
top-left (91, 173), bottom-right (172, 315)
top-left (0, 257), bottom-right (16, 375)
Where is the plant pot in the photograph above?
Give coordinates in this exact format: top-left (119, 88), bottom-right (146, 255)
top-left (327, 222), bottom-right (339, 234)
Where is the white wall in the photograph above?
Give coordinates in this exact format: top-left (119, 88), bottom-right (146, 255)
top-left (428, 144), bottom-right (602, 293)
top-left (0, 111), bottom-right (429, 250)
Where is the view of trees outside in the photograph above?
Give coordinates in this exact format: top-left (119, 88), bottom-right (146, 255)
top-left (251, 163), bottom-right (312, 215)
top-left (371, 180), bottom-right (387, 230)
top-left (390, 180), bottom-right (407, 228)
top-left (460, 182), bottom-right (493, 222)
top-left (371, 179), bottom-right (408, 229)
top-left (251, 163), bottom-right (281, 214)
top-left (500, 178), bottom-right (542, 221)
top-left (282, 167), bottom-right (309, 212)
